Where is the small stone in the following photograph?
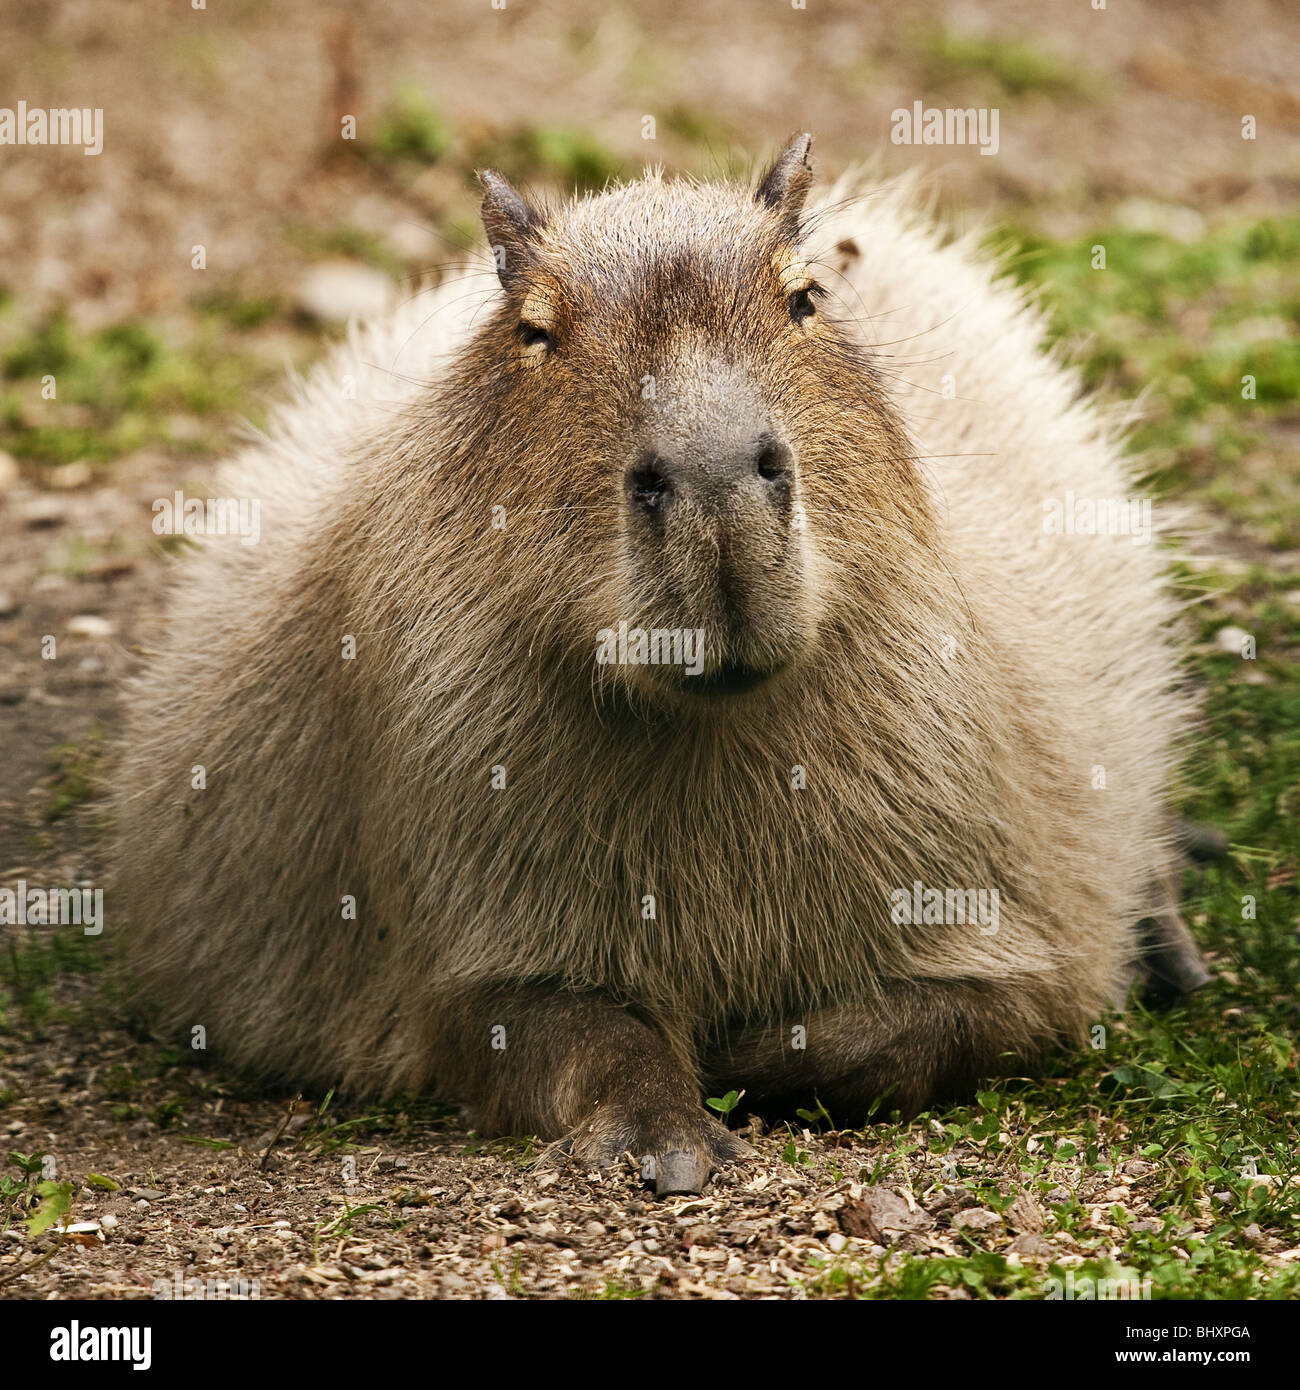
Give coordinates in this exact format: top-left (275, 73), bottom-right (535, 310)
top-left (48, 462), bottom-right (93, 490)
top-left (826, 1232), bottom-right (848, 1253)
top-left (0, 592), bottom-right (17, 618)
top-left (583, 1220), bottom-right (605, 1237)
top-left (951, 1207), bottom-right (1002, 1232)
top-left (1124, 1159), bottom-right (1157, 1178)
top-left (838, 1188), bottom-right (933, 1241)
top-left (23, 496), bottom-right (66, 529)
top-left (100, 1213), bottom-right (118, 1231)
top-left (1007, 1232), bottom-right (1046, 1256)
top-left (67, 614), bottom-right (114, 638)
top-left (1006, 1193), bottom-right (1045, 1234)
top-left (1214, 625), bottom-right (1251, 655)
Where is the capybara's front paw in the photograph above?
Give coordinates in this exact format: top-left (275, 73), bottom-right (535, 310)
top-left (561, 1099), bottom-right (752, 1196)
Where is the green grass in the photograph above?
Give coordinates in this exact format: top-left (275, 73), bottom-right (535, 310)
top-left (280, 222), bottom-right (408, 279)
top-left (368, 83), bottom-right (453, 164)
top-left (469, 125), bottom-right (624, 194)
top-left (43, 729), bottom-right (106, 824)
top-left (998, 216), bottom-right (1300, 545)
top-left (571, 1277), bottom-right (650, 1300)
top-left (807, 1246), bottom-right (1300, 1300)
top-left (805, 1011), bottom-right (1300, 1299)
top-left (0, 305), bottom-right (285, 471)
top-left (907, 27), bottom-right (1103, 100)
top-left (191, 291), bottom-right (281, 331)
top-left (295, 1093), bottom-right (458, 1156)
top-left (0, 927), bottom-right (104, 1032)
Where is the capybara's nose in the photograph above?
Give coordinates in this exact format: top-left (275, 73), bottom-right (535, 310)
top-left (625, 432), bottom-right (793, 525)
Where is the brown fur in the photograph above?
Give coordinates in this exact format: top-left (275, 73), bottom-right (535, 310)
top-left (114, 137), bottom-right (1199, 1193)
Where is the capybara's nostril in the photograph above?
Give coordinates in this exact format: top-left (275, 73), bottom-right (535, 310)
top-left (754, 434), bottom-right (792, 483)
top-left (627, 453), bottom-right (674, 518)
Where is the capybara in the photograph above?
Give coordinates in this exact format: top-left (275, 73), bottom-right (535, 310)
top-left (115, 135), bottom-right (1207, 1194)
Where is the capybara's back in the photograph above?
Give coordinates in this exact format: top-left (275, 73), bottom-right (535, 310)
top-left (116, 136), bottom-right (1198, 1194)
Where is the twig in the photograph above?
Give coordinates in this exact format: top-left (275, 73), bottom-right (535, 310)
top-left (260, 1093), bottom-right (303, 1171)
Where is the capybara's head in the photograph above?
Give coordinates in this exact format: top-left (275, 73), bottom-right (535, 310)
top-left (447, 134), bottom-right (922, 707)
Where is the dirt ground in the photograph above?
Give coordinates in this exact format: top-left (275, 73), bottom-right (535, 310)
top-left (1, 1021), bottom-right (1237, 1302)
top-left (1, 0), bottom-right (1298, 1300)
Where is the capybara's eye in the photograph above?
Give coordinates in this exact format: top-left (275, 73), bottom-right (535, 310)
top-left (517, 321), bottom-right (556, 354)
top-left (788, 286), bottom-right (817, 323)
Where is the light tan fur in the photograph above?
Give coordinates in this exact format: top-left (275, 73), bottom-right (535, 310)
top-left (114, 152), bottom-right (1190, 1132)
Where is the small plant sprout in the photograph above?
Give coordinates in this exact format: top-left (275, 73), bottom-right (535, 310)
top-left (705, 1089), bottom-right (746, 1125)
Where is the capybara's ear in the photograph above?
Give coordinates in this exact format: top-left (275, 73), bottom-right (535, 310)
top-left (754, 132), bottom-right (814, 240)
top-left (479, 169), bottom-right (547, 286)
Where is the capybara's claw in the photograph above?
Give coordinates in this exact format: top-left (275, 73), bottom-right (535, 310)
top-left (651, 1148), bottom-right (710, 1196)
top-left (564, 1102), bottom-right (752, 1196)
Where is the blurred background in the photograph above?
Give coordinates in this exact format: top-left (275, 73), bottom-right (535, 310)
top-left (0, 0), bottom-right (1299, 1302)
top-left (3, 0), bottom-right (1298, 319)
